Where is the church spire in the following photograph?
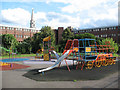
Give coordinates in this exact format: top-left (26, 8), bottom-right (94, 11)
top-left (30, 8), bottom-right (35, 28)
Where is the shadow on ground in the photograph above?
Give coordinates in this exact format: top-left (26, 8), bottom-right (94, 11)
top-left (23, 61), bottom-right (119, 81)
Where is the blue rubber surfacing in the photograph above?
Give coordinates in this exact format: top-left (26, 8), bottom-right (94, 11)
top-left (0, 58), bottom-right (30, 62)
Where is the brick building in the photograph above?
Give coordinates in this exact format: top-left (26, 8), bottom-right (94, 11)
top-left (71, 25), bottom-right (120, 44)
top-left (0, 25), bottom-right (39, 42)
top-left (53, 27), bottom-right (64, 44)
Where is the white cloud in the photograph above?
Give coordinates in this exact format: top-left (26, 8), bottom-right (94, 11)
top-left (61, 0), bottom-right (112, 13)
top-left (1, 0), bottom-right (118, 29)
top-left (35, 11), bottom-right (81, 29)
top-left (1, 8), bottom-right (31, 26)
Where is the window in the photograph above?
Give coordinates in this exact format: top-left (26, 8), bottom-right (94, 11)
top-left (9, 27), bottom-right (12, 30)
top-left (3, 27), bottom-right (5, 29)
top-left (111, 34), bottom-right (116, 37)
top-left (95, 35), bottom-right (99, 37)
top-left (114, 27), bottom-right (116, 30)
top-left (24, 35), bottom-right (26, 38)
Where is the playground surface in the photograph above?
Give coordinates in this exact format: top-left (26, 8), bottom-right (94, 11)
top-left (0, 58), bottom-right (29, 62)
top-left (1, 57), bottom-right (120, 88)
top-left (23, 61), bottom-right (119, 81)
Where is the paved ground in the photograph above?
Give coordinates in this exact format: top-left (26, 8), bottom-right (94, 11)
top-left (1, 58), bottom-right (120, 89)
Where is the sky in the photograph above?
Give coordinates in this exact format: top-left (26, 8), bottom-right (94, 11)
top-left (0, 0), bottom-right (119, 30)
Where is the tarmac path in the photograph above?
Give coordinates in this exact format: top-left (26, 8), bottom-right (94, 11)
top-left (1, 62), bottom-right (119, 88)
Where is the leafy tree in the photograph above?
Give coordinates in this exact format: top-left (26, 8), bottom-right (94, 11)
top-left (16, 37), bottom-right (32, 54)
top-left (1, 34), bottom-right (18, 49)
top-left (16, 43), bottom-right (26, 54)
top-left (74, 33), bottom-right (96, 39)
top-left (40, 26), bottom-right (55, 46)
top-left (31, 33), bottom-right (42, 53)
top-left (95, 37), bottom-right (104, 45)
top-left (62, 27), bottom-right (74, 41)
top-left (31, 26), bottom-right (55, 53)
top-left (101, 38), bottom-right (118, 53)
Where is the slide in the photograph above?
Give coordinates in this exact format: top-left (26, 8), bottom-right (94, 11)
top-left (0, 47), bottom-right (10, 52)
top-left (38, 50), bottom-right (73, 73)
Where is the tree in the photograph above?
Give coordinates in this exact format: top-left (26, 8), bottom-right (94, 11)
top-left (101, 38), bottom-right (118, 53)
top-left (62, 27), bottom-right (74, 41)
top-left (74, 33), bottom-right (96, 39)
top-left (40, 26), bottom-right (55, 46)
top-left (31, 26), bottom-right (55, 53)
top-left (1, 34), bottom-right (18, 49)
top-left (95, 37), bottom-right (104, 45)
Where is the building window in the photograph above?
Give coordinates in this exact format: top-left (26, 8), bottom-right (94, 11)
top-left (111, 34), bottom-right (116, 36)
top-left (2, 27), bottom-right (5, 29)
top-left (9, 27), bottom-right (11, 30)
top-left (24, 35), bottom-right (26, 38)
top-left (114, 27), bottom-right (116, 30)
top-left (95, 35), bottom-right (99, 37)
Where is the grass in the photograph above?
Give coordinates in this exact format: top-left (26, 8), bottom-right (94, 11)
top-left (1, 52), bottom-right (119, 59)
top-left (1, 54), bottom-right (36, 59)
top-left (112, 53), bottom-right (119, 57)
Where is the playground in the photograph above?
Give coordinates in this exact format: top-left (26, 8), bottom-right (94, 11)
top-left (0, 36), bottom-right (119, 88)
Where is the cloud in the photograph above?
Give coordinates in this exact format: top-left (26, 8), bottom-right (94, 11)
top-left (34, 11), bottom-right (81, 29)
top-left (1, 8), bottom-right (31, 26)
top-left (41, 0), bottom-right (118, 28)
top-left (1, 0), bottom-right (118, 29)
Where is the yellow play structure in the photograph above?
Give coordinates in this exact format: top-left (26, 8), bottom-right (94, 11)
top-left (35, 36), bottom-right (51, 61)
top-left (0, 62), bottom-right (11, 67)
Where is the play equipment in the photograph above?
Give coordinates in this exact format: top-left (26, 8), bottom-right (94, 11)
top-left (35, 36), bottom-right (56, 60)
top-left (43, 36), bottom-right (51, 61)
top-left (35, 36), bottom-right (52, 60)
top-left (0, 47), bottom-right (18, 67)
top-left (0, 47), bottom-right (10, 56)
top-left (0, 62), bottom-right (11, 67)
top-left (0, 47), bottom-right (18, 58)
top-left (35, 48), bottom-right (44, 59)
top-left (38, 38), bottom-right (116, 73)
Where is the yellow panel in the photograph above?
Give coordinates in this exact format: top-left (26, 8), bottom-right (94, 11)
top-left (43, 36), bottom-right (51, 42)
top-left (73, 48), bottom-right (78, 52)
top-left (44, 54), bottom-right (49, 61)
top-left (86, 47), bottom-right (91, 52)
top-left (0, 62), bottom-right (10, 66)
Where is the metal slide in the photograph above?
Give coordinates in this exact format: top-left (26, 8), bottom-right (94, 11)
top-left (38, 50), bottom-right (71, 73)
